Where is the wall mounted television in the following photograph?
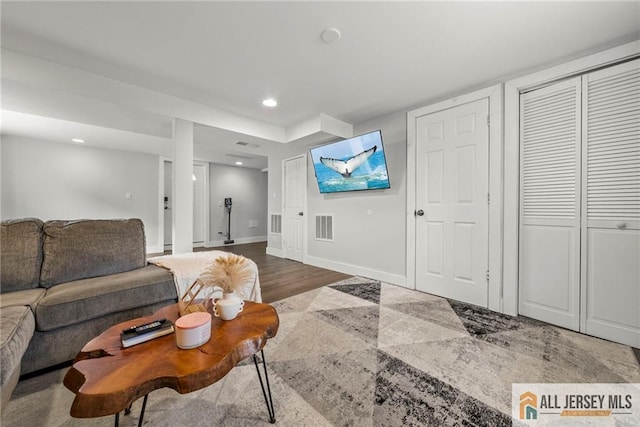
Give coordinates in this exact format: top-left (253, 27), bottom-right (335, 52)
top-left (310, 129), bottom-right (391, 194)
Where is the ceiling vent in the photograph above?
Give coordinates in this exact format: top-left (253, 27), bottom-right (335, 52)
top-left (226, 153), bottom-right (255, 160)
top-left (235, 141), bottom-right (260, 148)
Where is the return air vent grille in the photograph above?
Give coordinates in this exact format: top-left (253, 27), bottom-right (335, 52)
top-left (270, 213), bottom-right (282, 234)
top-left (315, 215), bottom-right (334, 241)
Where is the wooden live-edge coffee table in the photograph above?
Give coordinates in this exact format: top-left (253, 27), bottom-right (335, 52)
top-left (63, 300), bottom-right (279, 426)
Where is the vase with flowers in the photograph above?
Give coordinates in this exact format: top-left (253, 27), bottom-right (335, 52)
top-left (197, 254), bottom-right (252, 295)
top-left (178, 254), bottom-right (253, 316)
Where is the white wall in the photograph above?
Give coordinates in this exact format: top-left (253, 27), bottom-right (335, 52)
top-left (1, 135), bottom-right (270, 252)
top-left (306, 111), bottom-right (407, 283)
top-left (266, 110), bottom-right (407, 284)
top-left (1, 135), bottom-right (161, 250)
top-left (208, 163), bottom-right (268, 245)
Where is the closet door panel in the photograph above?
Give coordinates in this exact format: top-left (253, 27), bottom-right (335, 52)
top-left (521, 224), bottom-right (578, 325)
top-left (583, 59), bottom-right (640, 348)
top-left (586, 228), bottom-right (639, 345)
top-left (519, 77), bottom-right (581, 331)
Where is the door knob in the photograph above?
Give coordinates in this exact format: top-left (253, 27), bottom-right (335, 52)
top-left (298, 212), bottom-right (304, 216)
top-left (415, 209), bottom-right (424, 217)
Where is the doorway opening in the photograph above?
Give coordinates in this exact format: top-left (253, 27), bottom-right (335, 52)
top-left (160, 159), bottom-right (210, 251)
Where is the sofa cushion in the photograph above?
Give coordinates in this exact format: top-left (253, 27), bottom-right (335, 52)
top-left (0, 218), bottom-right (44, 292)
top-left (36, 265), bottom-right (176, 331)
top-left (1, 306), bottom-right (35, 401)
top-left (0, 289), bottom-right (46, 311)
top-left (40, 219), bottom-right (147, 288)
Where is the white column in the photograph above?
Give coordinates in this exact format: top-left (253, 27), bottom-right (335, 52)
top-left (172, 118), bottom-right (194, 254)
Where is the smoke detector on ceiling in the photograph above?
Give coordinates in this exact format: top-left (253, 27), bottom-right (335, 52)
top-left (321, 28), bottom-right (341, 43)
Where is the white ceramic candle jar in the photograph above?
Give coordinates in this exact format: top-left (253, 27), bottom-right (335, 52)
top-left (174, 312), bottom-right (212, 349)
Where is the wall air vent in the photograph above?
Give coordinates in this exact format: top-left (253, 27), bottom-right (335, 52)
top-left (270, 213), bottom-right (282, 234)
top-left (315, 214), bottom-right (334, 241)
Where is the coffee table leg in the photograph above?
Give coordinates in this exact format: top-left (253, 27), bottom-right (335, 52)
top-left (253, 350), bottom-right (275, 423)
top-left (116, 394), bottom-right (149, 427)
top-left (137, 394), bottom-right (149, 427)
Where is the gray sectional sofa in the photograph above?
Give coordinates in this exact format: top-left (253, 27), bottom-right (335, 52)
top-left (0, 218), bottom-right (178, 409)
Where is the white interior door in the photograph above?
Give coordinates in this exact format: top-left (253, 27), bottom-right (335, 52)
top-left (284, 155), bottom-right (305, 262)
top-left (415, 99), bottom-right (489, 307)
top-left (519, 78), bottom-right (582, 331)
top-left (582, 60), bottom-right (640, 347)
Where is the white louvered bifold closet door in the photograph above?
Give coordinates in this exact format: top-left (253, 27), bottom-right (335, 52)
top-left (582, 59), bottom-right (640, 348)
top-left (519, 77), bottom-right (582, 331)
top-left (519, 60), bottom-right (640, 347)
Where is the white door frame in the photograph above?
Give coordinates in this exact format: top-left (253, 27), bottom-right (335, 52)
top-left (282, 154), bottom-right (307, 262)
top-left (192, 163), bottom-right (206, 245)
top-left (503, 40), bottom-right (640, 316)
top-left (158, 157), bottom-right (210, 252)
top-left (407, 84), bottom-right (503, 313)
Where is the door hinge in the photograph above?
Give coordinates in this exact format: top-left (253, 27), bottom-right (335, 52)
top-left (487, 116), bottom-right (490, 127)
top-left (487, 193), bottom-right (490, 205)
top-left (486, 270), bottom-right (490, 282)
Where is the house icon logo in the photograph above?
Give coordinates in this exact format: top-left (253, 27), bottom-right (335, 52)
top-left (520, 391), bottom-right (538, 420)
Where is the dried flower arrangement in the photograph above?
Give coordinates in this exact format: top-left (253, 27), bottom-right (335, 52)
top-left (196, 254), bottom-right (253, 295)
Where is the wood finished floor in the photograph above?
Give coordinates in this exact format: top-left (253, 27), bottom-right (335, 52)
top-left (154, 242), bottom-right (352, 303)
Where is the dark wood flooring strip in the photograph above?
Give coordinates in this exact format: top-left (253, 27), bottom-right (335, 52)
top-left (157, 242), bottom-right (352, 303)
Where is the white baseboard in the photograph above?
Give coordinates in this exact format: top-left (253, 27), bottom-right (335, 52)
top-left (205, 235), bottom-right (267, 248)
top-left (157, 241), bottom-right (205, 253)
top-left (266, 246), bottom-right (284, 258)
top-left (147, 245), bottom-right (164, 255)
top-left (304, 255), bottom-right (408, 288)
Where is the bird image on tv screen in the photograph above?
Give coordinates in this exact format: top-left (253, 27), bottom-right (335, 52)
top-left (310, 130), bottom-right (391, 194)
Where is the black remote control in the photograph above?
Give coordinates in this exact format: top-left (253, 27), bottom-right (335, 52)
top-left (128, 319), bottom-right (166, 334)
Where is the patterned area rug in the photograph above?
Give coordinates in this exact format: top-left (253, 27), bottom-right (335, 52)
top-left (3, 277), bottom-right (639, 426)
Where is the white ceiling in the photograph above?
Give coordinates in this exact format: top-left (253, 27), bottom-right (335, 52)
top-left (2, 1), bottom-right (639, 169)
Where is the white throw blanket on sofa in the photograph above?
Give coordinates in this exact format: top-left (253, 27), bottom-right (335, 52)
top-left (147, 251), bottom-right (262, 302)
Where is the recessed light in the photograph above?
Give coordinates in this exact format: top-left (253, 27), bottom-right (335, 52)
top-left (235, 161), bottom-right (243, 166)
top-left (71, 138), bottom-right (85, 143)
top-left (262, 98), bottom-right (277, 107)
